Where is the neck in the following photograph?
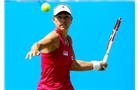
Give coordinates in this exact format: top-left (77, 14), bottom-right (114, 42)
top-left (56, 28), bottom-right (68, 40)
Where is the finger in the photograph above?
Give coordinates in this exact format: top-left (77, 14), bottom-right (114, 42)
top-left (25, 53), bottom-right (29, 59)
top-left (99, 69), bottom-right (105, 71)
top-left (106, 63), bottom-right (108, 67)
top-left (104, 63), bottom-right (108, 67)
top-left (101, 66), bottom-right (105, 71)
top-left (98, 66), bottom-right (104, 71)
top-left (29, 53), bottom-right (33, 60)
top-left (33, 51), bottom-right (36, 56)
top-left (36, 52), bottom-right (40, 56)
top-left (101, 62), bottom-right (107, 67)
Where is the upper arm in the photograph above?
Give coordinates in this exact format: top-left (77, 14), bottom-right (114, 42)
top-left (37, 31), bottom-right (59, 50)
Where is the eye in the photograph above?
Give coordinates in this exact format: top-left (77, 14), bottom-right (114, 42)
top-left (57, 16), bottom-right (62, 19)
top-left (65, 16), bottom-right (70, 19)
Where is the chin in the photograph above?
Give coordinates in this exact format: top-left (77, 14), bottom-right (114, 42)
top-left (59, 27), bottom-right (68, 31)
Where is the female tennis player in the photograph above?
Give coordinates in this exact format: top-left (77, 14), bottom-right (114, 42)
top-left (25, 4), bottom-right (107, 90)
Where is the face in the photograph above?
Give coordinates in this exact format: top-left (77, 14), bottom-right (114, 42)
top-left (53, 11), bottom-right (72, 31)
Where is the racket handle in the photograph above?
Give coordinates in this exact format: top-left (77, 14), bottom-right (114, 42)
top-left (103, 53), bottom-right (109, 62)
top-left (100, 54), bottom-right (108, 70)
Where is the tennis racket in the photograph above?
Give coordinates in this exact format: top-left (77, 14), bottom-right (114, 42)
top-left (103, 17), bottom-right (122, 62)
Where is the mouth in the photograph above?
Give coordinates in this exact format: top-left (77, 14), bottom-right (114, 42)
top-left (61, 23), bottom-right (67, 26)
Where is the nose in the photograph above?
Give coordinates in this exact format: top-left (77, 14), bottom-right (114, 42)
top-left (61, 17), bottom-right (66, 21)
top-left (60, 17), bottom-right (66, 23)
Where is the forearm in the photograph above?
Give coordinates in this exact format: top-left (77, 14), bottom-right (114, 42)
top-left (71, 60), bottom-right (95, 71)
top-left (31, 42), bottom-right (48, 51)
top-left (76, 60), bottom-right (94, 71)
top-left (30, 38), bottom-right (56, 51)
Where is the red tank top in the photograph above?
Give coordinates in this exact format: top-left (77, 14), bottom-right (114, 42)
top-left (37, 29), bottom-right (74, 90)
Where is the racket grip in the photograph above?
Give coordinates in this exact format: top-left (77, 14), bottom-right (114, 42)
top-left (100, 54), bottom-right (108, 70)
top-left (103, 53), bottom-right (109, 62)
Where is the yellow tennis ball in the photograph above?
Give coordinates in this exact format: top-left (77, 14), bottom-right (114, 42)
top-left (41, 3), bottom-right (50, 12)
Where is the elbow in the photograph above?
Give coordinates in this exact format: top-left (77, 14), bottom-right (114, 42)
top-left (70, 62), bottom-right (83, 71)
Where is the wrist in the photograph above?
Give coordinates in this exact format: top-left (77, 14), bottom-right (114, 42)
top-left (91, 61), bottom-right (101, 70)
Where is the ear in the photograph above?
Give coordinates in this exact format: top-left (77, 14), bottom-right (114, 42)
top-left (52, 17), bottom-right (55, 23)
top-left (71, 16), bottom-right (73, 23)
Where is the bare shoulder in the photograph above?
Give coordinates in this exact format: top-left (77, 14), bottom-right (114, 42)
top-left (44, 31), bottom-right (59, 40)
top-left (37, 30), bottom-right (60, 52)
top-left (37, 30), bottom-right (59, 47)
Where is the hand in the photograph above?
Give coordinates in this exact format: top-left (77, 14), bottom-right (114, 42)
top-left (25, 49), bottom-right (40, 60)
top-left (98, 61), bottom-right (108, 71)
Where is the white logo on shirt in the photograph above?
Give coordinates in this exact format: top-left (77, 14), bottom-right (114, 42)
top-left (71, 56), bottom-right (74, 60)
top-left (63, 50), bottom-right (68, 56)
